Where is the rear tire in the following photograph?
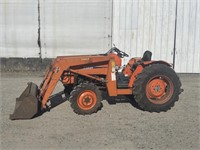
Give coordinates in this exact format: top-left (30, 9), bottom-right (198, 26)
top-left (132, 64), bottom-right (181, 112)
top-left (69, 83), bottom-right (102, 115)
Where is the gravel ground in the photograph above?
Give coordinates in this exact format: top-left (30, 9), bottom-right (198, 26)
top-left (0, 72), bottom-right (199, 150)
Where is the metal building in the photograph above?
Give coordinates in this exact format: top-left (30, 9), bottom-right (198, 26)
top-left (113, 0), bottom-right (200, 73)
top-left (1, 0), bottom-right (200, 73)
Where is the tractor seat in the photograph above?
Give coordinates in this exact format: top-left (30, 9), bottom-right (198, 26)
top-left (131, 50), bottom-right (152, 71)
top-left (141, 50), bottom-right (152, 61)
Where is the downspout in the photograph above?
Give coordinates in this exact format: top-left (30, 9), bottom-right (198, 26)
top-left (111, 0), bottom-right (114, 47)
top-left (37, 0), bottom-right (42, 61)
top-left (173, 0), bottom-right (178, 69)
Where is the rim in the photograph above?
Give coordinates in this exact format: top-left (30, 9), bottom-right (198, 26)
top-left (77, 90), bottom-right (97, 110)
top-left (146, 75), bottom-right (174, 104)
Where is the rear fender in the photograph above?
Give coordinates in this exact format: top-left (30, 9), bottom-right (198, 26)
top-left (142, 60), bottom-right (171, 67)
top-left (128, 61), bottom-right (171, 87)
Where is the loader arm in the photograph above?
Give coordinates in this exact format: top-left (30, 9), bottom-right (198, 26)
top-left (39, 60), bottom-right (65, 108)
top-left (39, 56), bottom-right (111, 108)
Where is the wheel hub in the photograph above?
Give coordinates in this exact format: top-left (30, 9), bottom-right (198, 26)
top-left (147, 79), bottom-right (166, 98)
top-left (77, 91), bottom-right (97, 110)
top-left (83, 96), bottom-right (92, 105)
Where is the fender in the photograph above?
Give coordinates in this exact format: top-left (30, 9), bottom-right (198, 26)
top-left (142, 60), bottom-right (172, 67)
top-left (128, 60), bottom-right (172, 87)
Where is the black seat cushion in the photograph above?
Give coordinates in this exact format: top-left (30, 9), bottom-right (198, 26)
top-left (130, 50), bottom-right (152, 71)
top-left (141, 50), bottom-right (152, 61)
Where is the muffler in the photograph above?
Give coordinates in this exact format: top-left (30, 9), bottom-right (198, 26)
top-left (10, 82), bottom-right (40, 120)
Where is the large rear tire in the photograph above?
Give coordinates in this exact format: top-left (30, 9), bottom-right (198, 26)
top-left (69, 83), bottom-right (102, 115)
top-left (132, 64), bottom-right (181, 112)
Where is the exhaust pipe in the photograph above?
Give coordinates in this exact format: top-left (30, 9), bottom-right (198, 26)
top-left (10, 82), bottom-right (40, 120)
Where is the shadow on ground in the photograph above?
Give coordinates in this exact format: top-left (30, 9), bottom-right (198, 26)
top-left (102, 91), bottom-right (143, 111)
top-left (34, 91), bottom-right (68, 118)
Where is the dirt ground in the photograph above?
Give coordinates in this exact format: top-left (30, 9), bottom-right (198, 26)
top-left (0, 72), bottom-right (199, 150)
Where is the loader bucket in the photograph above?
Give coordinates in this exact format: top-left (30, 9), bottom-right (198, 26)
top-left (10, 82), bottom-right (40, 120)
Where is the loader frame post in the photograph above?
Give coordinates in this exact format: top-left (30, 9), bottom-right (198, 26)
top-left (40, 60), bottom-right (65, 108)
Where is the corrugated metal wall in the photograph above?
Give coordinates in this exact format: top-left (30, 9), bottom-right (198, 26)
top-left (113, 0), bottom-right (176, 64)
top-left (0, 0), bottom-right (39, 57)
top-left (175, 0), bottom-right (200, 73)
top-left (0, 0), bottom-right (112, 58)
top-left (113, 0), bottom-right (200, 73)
top-left (40, 0), bottom-right (112, 58)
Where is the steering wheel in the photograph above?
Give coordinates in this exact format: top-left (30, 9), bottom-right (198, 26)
top-left (106, 47), bottom-right (129, 58)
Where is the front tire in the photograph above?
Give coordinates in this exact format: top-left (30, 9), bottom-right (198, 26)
top-left (132, 64), bottom-right (181, 112)
top-left (69, 83), bottom-right (102, 115)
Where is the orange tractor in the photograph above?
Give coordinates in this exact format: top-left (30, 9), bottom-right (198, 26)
top-left (10, 47), bottom-right (182, 120)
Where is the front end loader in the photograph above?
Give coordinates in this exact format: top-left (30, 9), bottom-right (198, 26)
top-left (10, 47), bottom-right (182, 120)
